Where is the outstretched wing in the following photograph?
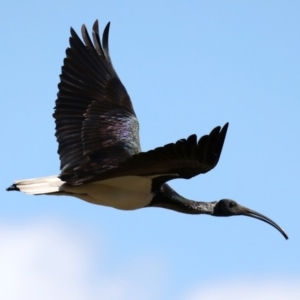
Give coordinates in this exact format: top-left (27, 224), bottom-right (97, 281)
top-left (66, 123), bottom-right (229, 185)
top-left (53, 20), bottom-right (141, 183)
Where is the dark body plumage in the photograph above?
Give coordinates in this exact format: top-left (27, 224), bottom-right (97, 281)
top-left (7, 20), bottom-right (288, 240)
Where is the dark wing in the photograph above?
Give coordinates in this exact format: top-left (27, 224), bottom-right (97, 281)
top-left (53, 20), bottom-right (141, 184)
top-left (75, 123), bottom-right (228, 186)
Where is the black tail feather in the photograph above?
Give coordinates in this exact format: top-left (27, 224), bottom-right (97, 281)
top-left (6, 184), bottom-right (20, 192)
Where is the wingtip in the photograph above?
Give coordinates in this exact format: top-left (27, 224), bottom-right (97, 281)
top-left (219, 122), bottom-right (229, 144)
top-left (70, 26), bottom-right (76, 36)
top-left (92, 19), bottom-right (99, 33)
top-left (80, 23), bottom-right (87, 34)
top-left (105, 21), bottom-right (111, 31)
top-left (103, 22), bottom-right (111, 42)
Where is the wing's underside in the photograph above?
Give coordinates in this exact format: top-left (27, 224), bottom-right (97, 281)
top-left (65, 123), bottom-right (229, 186)
top-left (53, 21), bottom-right (141, 184)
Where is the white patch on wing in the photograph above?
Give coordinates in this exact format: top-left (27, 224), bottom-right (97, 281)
top-left (61, 176), bottom-right (153, 210)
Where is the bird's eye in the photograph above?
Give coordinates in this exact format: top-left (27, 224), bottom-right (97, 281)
top-left (229, 201), bottom-right (235, 208)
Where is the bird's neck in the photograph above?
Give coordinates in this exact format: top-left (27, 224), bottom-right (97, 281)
top-left (149, 183), bottom-right (217, 215)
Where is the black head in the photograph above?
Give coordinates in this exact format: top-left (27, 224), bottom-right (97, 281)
top-left (213, 199), bottom-right (288, 239)
top-left (213, 199), bottom-right (240, 216)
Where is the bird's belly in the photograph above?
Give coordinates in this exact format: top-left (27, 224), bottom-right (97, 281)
top-left (61, 176), bottom-right (153, 210)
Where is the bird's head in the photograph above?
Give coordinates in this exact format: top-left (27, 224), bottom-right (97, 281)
top-left (213, 199), bottom-right (288, 239)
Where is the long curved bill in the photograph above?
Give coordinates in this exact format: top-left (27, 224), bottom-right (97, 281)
top-left (239, 206), bottom-right (288, 240)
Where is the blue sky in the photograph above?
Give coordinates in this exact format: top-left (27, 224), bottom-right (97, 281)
top-left (1, 1), bottom-right (300, 299)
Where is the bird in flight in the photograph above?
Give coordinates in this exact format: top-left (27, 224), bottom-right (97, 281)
top-left (7, 20), bottom-right (288, 239)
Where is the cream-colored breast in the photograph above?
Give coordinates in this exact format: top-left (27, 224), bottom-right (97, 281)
top-left (61, 176), bottom-right (153, 210)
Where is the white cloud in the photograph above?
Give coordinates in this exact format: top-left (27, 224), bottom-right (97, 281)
top-left (184, 278), bottom-right (300, 300)
top-left (0, 219), bottom-right (299, 300)
top-left (0, 219), bottom-right (167, 300)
